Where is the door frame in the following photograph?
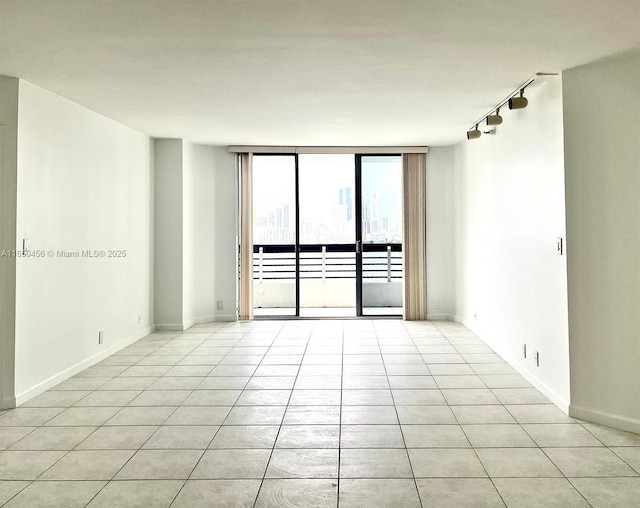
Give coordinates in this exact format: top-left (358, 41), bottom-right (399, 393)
top-left (355, 154), bottom-right (363, 316)
top-left (250, 152), bottom-right (402, 318)
top-left (355, 153), bottom-right (404, 318)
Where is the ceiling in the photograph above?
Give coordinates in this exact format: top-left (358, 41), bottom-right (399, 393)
top-left (1, 0), bottom-right (638, 146)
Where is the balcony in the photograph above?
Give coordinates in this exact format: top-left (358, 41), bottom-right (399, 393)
top-left (252, 243), bottom-right (402, 316)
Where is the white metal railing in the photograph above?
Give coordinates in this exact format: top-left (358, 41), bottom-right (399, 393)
top-left (252, 244), bottom-right (402, 282)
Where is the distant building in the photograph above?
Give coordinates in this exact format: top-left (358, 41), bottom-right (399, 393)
top-left (338, 187), bottom-right (353, 221)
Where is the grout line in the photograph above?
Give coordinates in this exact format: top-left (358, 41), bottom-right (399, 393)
top-left (388, 319), bottom-right (425, 507)
top-left (252, 320), bottom-right (309, 508)
top-left (170, 321), bottom-right (265, 506)
top-left (0, 478), bottom-right (32, 507)
top-left (336, 320), bottom-right (347, 508)
top-left (447, 358), bottom-right (508, 507)
top-left (83, 324), bottom-right (254, 507)
top-left (1, 320), bottom-right (639, 507)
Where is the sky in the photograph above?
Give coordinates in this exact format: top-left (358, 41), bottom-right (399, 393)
top-left (253, 153), bottom-right (401, 222)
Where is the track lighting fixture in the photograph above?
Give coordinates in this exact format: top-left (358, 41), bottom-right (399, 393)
top-left (465, 73), bottom-right (557, 140)
top-left (508, 90), bottom-right (528, 110)
top-left (467, 125), bottom-right (481, 140)
top-left (486, 109), bottom-right (503, 126)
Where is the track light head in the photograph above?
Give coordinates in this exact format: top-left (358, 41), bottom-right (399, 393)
top-left (467, 125), bottom-right (481, 140)
top-left (486, 110), bottom-right (503, 126)
top-left (465, 74), bottom-right (556, 140)
top-left (508, 90), bottom-right (528, 110)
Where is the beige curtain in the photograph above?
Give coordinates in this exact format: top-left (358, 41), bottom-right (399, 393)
top-left (238, 153), bottom-right (253, 320)
top-left (402, 153), bottom-right (427, 320)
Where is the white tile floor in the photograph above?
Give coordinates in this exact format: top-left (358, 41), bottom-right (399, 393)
top-left (0, 319), bottom-right (639, 507)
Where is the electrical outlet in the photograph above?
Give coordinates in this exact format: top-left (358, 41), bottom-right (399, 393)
top-left (98, 331), bottom-right (104, 345)
top-left (473, 311), bottom-right (477, 320)
top-left (535, 351), bottom-right (540, 367)
top-left (216, 300), bottom-right (224, 311)
top-left (138, 314), bottom-right (142, 324)
top-left (523, 343), bottom-right (527, 358)
top-left (434, 299), bottom-right (440, 309)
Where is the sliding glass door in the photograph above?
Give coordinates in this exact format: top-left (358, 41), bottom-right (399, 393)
top-left (298, 154), bottom-right (357, 317)
top-left (357, 156), bottom-right (403, 316)
top-left (252, 155), bottom-right (297, 316)
top-left (251, 153), bottom-right (402, 318)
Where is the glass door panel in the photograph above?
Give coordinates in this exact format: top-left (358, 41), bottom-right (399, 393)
top-left (359, 155), bottom-right (403, 316)
top-left (298, 154), bottom-right (356, 317)
top-left (252, 155), bottom-right (297, 317)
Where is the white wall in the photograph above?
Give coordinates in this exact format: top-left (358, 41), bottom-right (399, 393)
top-left (14, 80), bottom-right (153, 403)
top-left (0, 76), bottom-right (19, 408)
top-left (450, 76), bottom-right (571, 409)
top-left (426, 146), bottom-right (456, 320)
top-left (182, 142), bottom-right (194, 326)
top-left (184, 143), bottom-right (218, 324)
top-left (155, 141), bottom-right (235, 326)
top-left (153, 139), bottom-right (184, 329)
top-left (563, 50), bottom-right (640, 432)
top-left (212, 148), bottom-right (238, 321)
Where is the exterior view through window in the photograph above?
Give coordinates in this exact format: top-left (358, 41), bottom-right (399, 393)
top-left (252, 153), bottom-right (402, 317)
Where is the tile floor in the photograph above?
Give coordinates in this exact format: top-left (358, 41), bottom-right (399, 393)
top-left (0, 319), bottom-right (639, 507)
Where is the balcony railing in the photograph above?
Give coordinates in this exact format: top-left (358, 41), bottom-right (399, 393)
top-left (252, 243), bottom-right (402, 282)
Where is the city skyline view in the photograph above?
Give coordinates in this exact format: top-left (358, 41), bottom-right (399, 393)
top-left (253, 154), bottom-right (402, 245)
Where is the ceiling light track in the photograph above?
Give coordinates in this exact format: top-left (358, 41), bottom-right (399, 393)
top-left (466, 72), bottom-right (557, 140)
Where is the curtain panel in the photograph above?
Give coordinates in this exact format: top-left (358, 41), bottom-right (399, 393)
top-left (402, 153), bottom-right (427, 320)
top-left (238, 153), bottom-right (253, 320)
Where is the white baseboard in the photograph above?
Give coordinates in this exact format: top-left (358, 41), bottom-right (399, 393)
top-left (511, 363), bottom-right (570, 413)
top-left (453, 315), bottom-right (473, 327)
top-left (194, 315), bottom-right (216, 325)
top-left (451, 316), bottom-right (639, 434)
top-left (426, 313), bottom-right (455, 321)
top-left (181, 316), bottom-right (218, 330)
top-left (159, 315), bottom-right (234, 332)
top-left (450, 315), bottom-right (570, 413)
top-left (215, 313), bottom-right (237, 322)
top-left (155, 323), bottom-right (185, 331)
top-left (14, 326), bottom-right (154, 407)
top-left (570, 404), bottom-right (640, 434)
top-left (157, 314), bottom-right (235, 330)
